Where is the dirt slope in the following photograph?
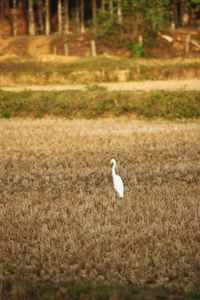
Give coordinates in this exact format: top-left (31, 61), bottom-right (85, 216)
top-left (0, 27), bottom-right (200, 58)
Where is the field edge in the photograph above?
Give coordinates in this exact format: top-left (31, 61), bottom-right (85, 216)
top-left (2, 279), bottom-right (200, 300)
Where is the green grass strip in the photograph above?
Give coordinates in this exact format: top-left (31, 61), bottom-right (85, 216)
top-left (2, 279), bottom-right (200, 300)
top-left (0, 90), bottom-right (200, 119)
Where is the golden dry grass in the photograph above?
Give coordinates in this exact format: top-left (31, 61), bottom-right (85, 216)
top-left (0, 118), bottom-right (200, 291)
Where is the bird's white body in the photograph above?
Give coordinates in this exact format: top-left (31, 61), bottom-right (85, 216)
top-left (110, 159), bottom-right (124, 198)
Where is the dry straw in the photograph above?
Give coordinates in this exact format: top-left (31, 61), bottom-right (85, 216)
top-left (0, 118), bottom-right (200, 290)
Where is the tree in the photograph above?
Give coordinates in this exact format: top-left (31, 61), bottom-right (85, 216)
top-left (58, 0), bottom-right (62, 34)
top-left (12, 0), bottom-right (17, 36)
top-left (179, 0), bottom-right (190, 26)
top-left (75, 0), bottom-right (80, 32)
top-left (64, 0), bottom-right (70, 34)
top-left (92, 0), bottom-right (97, 27)
top-left (45, 0), bottom-right (50, 35)
top-left (101, 0), bottom-right (106, 14)
top-left (117, 0), bottom-right (122, 24)
top-left (0, 0), bottom-right (4, 20)
top-left (80, 0), bottom-right (85, 33)
top-left (192, 0), bottom-right (200, 12)
top-left (109, 0), bottom-right (113, 18)
top-left (0, 2), bottom-right (2, 19)
top-left (124, 0), bottom-right (170, 30)
top-left (170, 0), bottom-right (177, 28)
top-left (38, 0), bottom-right (44, 34)
top-left (28, 0), bottom-right (35, 35)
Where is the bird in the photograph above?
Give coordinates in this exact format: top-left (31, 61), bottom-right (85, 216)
top-left (110, 159), bottom-right (124, 198)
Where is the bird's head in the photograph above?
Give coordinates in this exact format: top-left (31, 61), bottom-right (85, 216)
top-left (110, 159), bottom-right (116, 166)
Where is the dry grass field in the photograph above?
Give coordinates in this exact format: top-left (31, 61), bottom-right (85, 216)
top-left (0, 118), bottom-right (200, 297)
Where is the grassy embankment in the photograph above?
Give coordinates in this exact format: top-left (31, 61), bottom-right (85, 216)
top-left (0, 89), bottom-right (199, 119)
top-left (0, 56), bottom-right (200, 84)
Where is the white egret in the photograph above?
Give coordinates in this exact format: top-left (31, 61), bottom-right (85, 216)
top-left (110, 159), bottom-right (124, 198)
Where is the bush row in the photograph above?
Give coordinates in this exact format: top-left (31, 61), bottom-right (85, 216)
top-left (0, 90), bottom-right (199, 119)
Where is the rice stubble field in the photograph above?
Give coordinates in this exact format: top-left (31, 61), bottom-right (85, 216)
top-left (0, 118), bottom-right (200, 296)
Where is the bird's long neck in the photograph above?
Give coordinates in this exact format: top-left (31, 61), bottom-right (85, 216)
top-left (112, 164), bottom-right (116, 177)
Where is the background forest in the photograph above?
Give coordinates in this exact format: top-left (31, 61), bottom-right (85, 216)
top-left (0, 0), bottom-right (200, 37)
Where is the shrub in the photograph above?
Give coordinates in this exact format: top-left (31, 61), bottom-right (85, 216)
top-left (2, 111), bottom-right (11, 118)
top-left (0, 90), bottom-right (199, 119)
top-left (129, 43), bottom-right (144, 59)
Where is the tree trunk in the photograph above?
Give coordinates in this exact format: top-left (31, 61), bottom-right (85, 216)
top-left (92, 0), bottom-right (97, 28)
top-left (75, 0), bottom-right (80, 32)
top-left (28, 0), bottom-right (35, 35)
top-left (80, 0), bottom-right (85, 33)
top-left (45, 0), bottom-right (50, 35)
top-left (64, 0), bottom-right (70, 34)
top-left (178, 0), bottom-right (189, 27)
top-left (101, 0), bottom-right (105, 14)
top-left (171, 0), bottom-right (178, 28)
top-left (182, 1), bottom-right (190, 26)
top-left (38, 0), bottom-right (44, 34)
top-left (0, 0), bottom-right (4, 37)
top-left (0, 0), bottom-right (4, 20)
top-left (109, 0), bottom-right (113, 18)
top-left (179, 0), bottom-right (185, 26)
top-left (117, 0), bottom-right (122, 24)
top-left (4, 0), bottom-right (9, 16)
top-left (58, 0), bottom-right (62, 34)
top-left (12, 0), bottom-right (17, 36)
